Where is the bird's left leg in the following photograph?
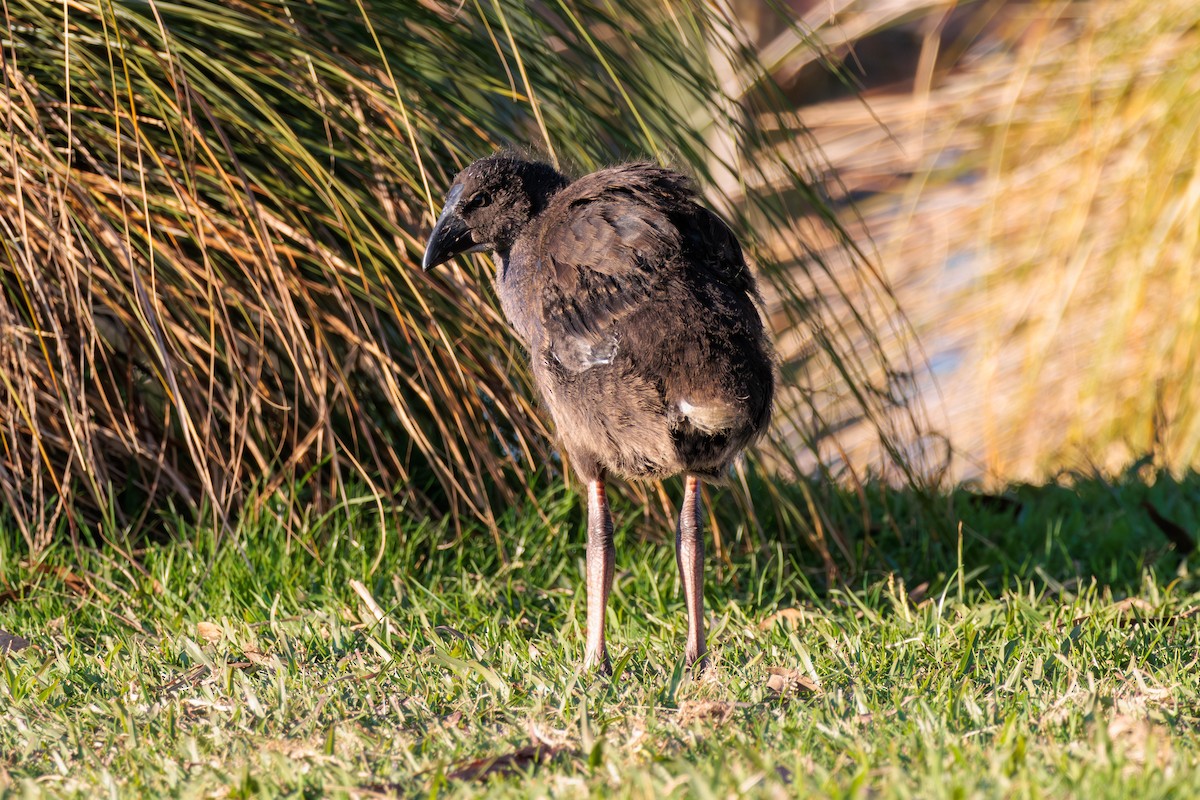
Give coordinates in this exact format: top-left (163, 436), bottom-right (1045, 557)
top-left (584, 477), bottom-right (615, 674)
top-left (676, 474), bottom-right (708, 671)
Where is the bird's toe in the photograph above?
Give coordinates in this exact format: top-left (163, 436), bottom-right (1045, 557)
top-left (584, 654), bottom-right (613, 677)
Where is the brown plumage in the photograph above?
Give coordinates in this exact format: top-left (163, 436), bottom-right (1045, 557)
top-left (424, 154), bottom-right (774, 672)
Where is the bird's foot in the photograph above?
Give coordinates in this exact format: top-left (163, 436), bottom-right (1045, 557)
top-left (686, 647), bottom-right (709, 677)
top-left (583, 652), bottom-right (612, 677)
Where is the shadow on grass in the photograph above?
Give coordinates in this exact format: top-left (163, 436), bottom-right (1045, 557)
top-left (1, 462), bottom-right (1196, 632)
top-left (733, 460), bottom-right (1199, 604)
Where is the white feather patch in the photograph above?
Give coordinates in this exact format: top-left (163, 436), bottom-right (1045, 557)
top-left (676, 399), bottom-right (735, 433)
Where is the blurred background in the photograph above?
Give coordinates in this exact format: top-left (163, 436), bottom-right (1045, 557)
top-left (746, 0), bottom-right (1200, 483)
top-left (2, 0), bottom-right (1197, 561)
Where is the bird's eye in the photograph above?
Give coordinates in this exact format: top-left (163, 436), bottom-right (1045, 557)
top-left (467, 190), bottom-right (493, 210)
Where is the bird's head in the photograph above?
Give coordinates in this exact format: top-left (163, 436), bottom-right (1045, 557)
top-left (422, 155), bottom-right (569, 271)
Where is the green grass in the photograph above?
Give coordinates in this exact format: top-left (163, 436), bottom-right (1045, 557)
top-left (2, 472), bottom-right (1199, 798)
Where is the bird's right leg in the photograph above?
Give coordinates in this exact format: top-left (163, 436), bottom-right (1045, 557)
top-left (676, 474), bottom-right (708, 672)
top-left (584, 477), bottom-right (615, 674)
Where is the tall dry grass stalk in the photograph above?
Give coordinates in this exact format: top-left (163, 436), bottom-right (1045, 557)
top-left (0, 1), bottom-right (933, 565)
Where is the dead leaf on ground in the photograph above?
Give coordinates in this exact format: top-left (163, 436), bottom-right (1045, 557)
top-left (196, 621), bottom-right (223, 644)
top-left (677, 699), bottom-right (739, 726)
top-left (759, 608), bottom-right (806, 630)
top-left (434, 625), bottom-right (468, 641)
top-left (159, 665), bottom-right (209, 694)
top-left (1073, 597), bottom-right (1175, 627)
top-left (445, 743), bottom-right (561, 782)
top-left (39, 564), bottom-right (90, 596)
top-left (528, 723), bottom-right (572, 749)
top-left (243, 648), bottom-right (277, 668)
top-left (112, 605), bottom-right (150, 633)
top-left (1111, 598), bottom-right (1155, 614)
top-left (1106, 713), bottom-right (1172, 769)
top-left (0, 630), bottom-right (31, 653)
top-left (907, 581), bottom-right (930, 604)
top-left (765, 667), bottom-right (820, 697)
top-left (157, 656), bottom-right (269, 695)
top-left (15, 563), bottom-right (112, 604)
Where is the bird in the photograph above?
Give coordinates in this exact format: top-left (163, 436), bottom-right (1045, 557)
top-left (423, 154), bottom-right (774, 673)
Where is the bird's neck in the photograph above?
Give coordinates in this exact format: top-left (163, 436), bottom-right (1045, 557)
top-left (492, 249), bottom-right (508, 278)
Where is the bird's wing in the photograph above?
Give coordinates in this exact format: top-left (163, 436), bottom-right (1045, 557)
top-left (532, 164), bottom-right (739, 372)
top-left (536, 191), bottom-right (679, 372)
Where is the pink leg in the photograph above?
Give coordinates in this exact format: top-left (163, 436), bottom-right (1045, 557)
top-left (676, 475), bottom-right (708, 670)
top-left (584, 478), bottom-right (614, 673)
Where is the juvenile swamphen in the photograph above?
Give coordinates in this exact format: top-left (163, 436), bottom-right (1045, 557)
top-left (424, 155), bottom-right (774, 672)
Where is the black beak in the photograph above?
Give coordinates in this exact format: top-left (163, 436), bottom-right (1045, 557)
top-left (422, 203), bottom-right (473, 271)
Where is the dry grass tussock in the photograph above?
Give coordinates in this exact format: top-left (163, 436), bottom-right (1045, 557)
top-left (0, 1), bottom-right (932, 557)
top-left (1, 1), bottom-right (537, 549)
